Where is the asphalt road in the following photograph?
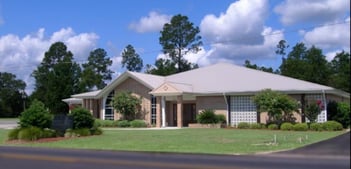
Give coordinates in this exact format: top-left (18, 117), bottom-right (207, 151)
top-left (0, 132), bottom-right (349, 169)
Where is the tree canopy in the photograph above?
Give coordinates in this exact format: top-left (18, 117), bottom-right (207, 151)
top-left (81, 48), bottom-right (113, 91)
top-left (158, 14), bottom-right (202, 73)
top-left (31, 42), bottom-right (81, 114)
top-left (0, 72), bottom-right (26, 117)
top-left (121, 44), bottom-right (143, 72)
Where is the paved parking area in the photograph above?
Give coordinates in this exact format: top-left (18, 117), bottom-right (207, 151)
top-left (0, 119), bottom-right (18, 129)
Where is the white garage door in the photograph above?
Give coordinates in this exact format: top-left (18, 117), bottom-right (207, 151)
top-left (230, 96), bottom-right (257, 126)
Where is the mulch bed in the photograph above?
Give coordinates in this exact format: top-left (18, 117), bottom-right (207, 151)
top-left (6, 137), bottom-right (72, 144)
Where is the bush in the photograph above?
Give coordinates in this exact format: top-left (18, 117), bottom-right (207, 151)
top-left (267, 124), bottom-right (279, 130)
top-left (65, 128), bottom-right (91, 137)
top-left (197, 109), bottom-right (218, 124)
top-left (8, 128), bottom-right (21, 140)
top-left (237, 122), bottom-right (250, 129)
top-left (130, 120), bottom-right (147, 128)
top-left (18, 127), bottom-right (43, 141)
top-left (19, 99), bottom-right (53, 129)
top-left (94, 119), bottom-right (114, 127)
top-left (69, 108), bottom-right (95, 129)
top-left (116, 120), bottom-right (130, 127)
top-left (322, 121), bottom-right (343, 131)
top-left (216, 114), bottom-right (226, 124)
top-left (310, 123), bottom-right (324, 131)
top-left (90, 127), bottom-right (103, 135)
top-left (249, 123), bottom-right (263, 129)
top-left (293, 123), bottom-right (308, 131)
top-left (280, 122), bottom-right (294, 131)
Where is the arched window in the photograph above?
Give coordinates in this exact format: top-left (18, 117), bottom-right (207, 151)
top-left (105, 90), bottom-right (115, 120)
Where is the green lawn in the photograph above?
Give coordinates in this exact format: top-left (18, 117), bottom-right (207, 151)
top-left (0, 128), bottom-right (346, 155)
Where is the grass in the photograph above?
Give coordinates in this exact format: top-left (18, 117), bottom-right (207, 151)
top-left (0, 128), bottom-right (346, 155)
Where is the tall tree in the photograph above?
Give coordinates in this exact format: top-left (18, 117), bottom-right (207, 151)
top-left (81, 48), bottom-right (113, 91)
top-left (32, 42), bottom-right (81, 114)
top-left (145, 58), bottom-right (177, 76)
top-left (244, 60), bottom-right (277, 73)
top-left (159, 14), bottom-right (202, 73)
top-left (328, 51), bottom-right (350, 92)
top-left (0, 72), bottom-right (26, 117)
top-left (121, 44), bottom-right (143, 72)
top-left (275, 40), bottom-right (289, 57)
top-left (279, 43), bottom-right (330, 85)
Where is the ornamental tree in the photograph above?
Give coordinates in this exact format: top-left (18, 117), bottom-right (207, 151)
top-left (113, 91), bottom-right (141, 121)
top-left (253, 89), bottom-right (299, 125)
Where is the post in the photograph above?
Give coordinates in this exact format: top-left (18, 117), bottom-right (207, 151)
top-left (161, 96), bottom-right (166, 127)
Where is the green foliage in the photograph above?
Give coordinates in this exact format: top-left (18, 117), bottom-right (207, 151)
top-left (130, 120), bottom-right (147, 128)
top-left (113, 91), bottom-right (141, 121)
top-left (305, 101), bottom-right (322, 123)
top-left (328, 51), bottom-right (350, 92)
top-left (8, 128), bottom-right (21, 140)
top-left (216, 114), bottom-right (226, 124)
top-left (18, 127), bottom-right (43, 141)
top-left (145, 58), bottom-right (178, 76)
top-left (293, 123), bottom-right (308, 131)
top-left (237, 122), bottom-right (250, 129)
top-left (90, 127), bottom-right (103, 135)
top-left (322, 121), bottom-right (343, 131)
top-left (31, 42), bottom-right (81, 114)
top-left (196, 109), bottom-right (218, 124)
top-left (267, 124), bottom-right (279, 130)
top-left (159, 14), bottom-right (201, 73)
top-left (121, 44), bottom-right (143, 72)
top-left (65, 128), bottom-right (91, 137)
top-left (309, 123), bottom-right (324, 131)
top-left (69, 107), bottom-right (95, 129)
top-left (19, 99), bottom-right (53, 129)
top-left (253, 89), bottom-right (299, 125)
top-left (249, 123), bottom-right (264, 129)
top-left (327, 101), bottom-right (350, 128)
top-left (81, 48), bottom-right (113, 91)
top-left (280, 122), bottom-right (294, 131)
top-left (94, 119), bottom-right (114, 127)
top-left (0, 72), bottom-right (27, 117)
top-left (244, 60), bottom-right (277, 73)
top-left (116, 120), bottom-right (131, 128)
top-left (279, 43), bottom-right (330, 85)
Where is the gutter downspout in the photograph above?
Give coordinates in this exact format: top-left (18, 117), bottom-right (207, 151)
top-left (223, 93), bottom-right (230, 126)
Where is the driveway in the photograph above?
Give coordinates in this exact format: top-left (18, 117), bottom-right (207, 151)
top-left (0, 119), bottom-right (18, 129)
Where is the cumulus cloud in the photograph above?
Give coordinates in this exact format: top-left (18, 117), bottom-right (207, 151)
top-left (197, 0), bottom-right (283, 65)
top-left (274, 0), bottom-right (350, 25)
top-left (0, 27), bottom-right (99, 94)
top-left (302, 18), bottom-right (350, 52)
top-left (129, 11), bottom-right (171, 33)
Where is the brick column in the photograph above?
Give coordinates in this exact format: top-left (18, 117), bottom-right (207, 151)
top-left (177, 95), bottom-right (183, 128)
top-left (156, 96), bottom-right (161, 128)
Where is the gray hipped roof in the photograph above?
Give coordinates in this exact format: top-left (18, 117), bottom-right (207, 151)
top-left (70, 62), bottom-right (350, 99)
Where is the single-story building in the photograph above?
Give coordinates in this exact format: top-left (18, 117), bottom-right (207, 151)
top-left (63, 62), bottom-right (350, 128)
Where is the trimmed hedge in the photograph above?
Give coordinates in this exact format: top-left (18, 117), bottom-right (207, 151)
top-left (293, 123), bottom-right (308, 131)
top-left (8, 127), bottom-right (56, 141)
top-left (69, 108), bottom-right (95, 129)
top-left (280, 122), bottom-right (294, 131)
top-left (322, 121), bottom-right (343, 131)
top-left (237, 122), bottom-right (250, 129)
top-left (310, 123), bottom-right (324, 131)
top-left (268, 124), bottom-right (279, 130)
top-left (116, 120), bottom-right (131, 128)
top-left (130, 120), bottom-right (147, 128)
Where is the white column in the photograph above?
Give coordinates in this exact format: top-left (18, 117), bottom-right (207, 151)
top-left (161, 96), bottom-right (166, 127)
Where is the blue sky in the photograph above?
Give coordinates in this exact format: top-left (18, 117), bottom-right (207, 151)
top-left (0, 0), bottom-right (350, 93)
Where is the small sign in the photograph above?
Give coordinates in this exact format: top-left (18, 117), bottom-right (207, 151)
top-left (51, 114), bottom-right (73, 134)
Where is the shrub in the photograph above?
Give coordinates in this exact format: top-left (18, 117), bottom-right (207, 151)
top-left (310, 123), bottom-right (324, 131)
top-left (8, 128), bottom-right (21, 140)
top-left (249, 123), bottom-right (263, 129)
top-left (69, 108), bottom-right (95, 129)
top-left (197, 109), bottom-right (218, 124)
top-left (280, 122), bottom-right (294, 131)
top-left (90, 127), bottom-right (103, 135)
top-left (19, 99), bottom-right (53, 129)
top-left (65, 128), bottom-right (91, 137)
top-left (94, 119), bottom-right (114, 127)
top-left (293, 123), bottom-right (308, 131)
top-left (130, 120), bottom-right (147, 128)
top-left (267, 124), bottom-right (279, 130)
top-left (237, 122), bottom-right (250, 129)
top-left (18, 127), bottom-right (42, 141)
top-left (116, 120), bottom-right (130, 128)
top-left (322, 121), bottom-right (343, 131)
top-left (41, 128), bottom-right (57, 138)
top-left (216, 114), bottom-right (226, 124)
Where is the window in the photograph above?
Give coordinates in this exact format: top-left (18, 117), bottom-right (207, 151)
top-left (150, 95), bottom-right (156, 124)
top-left (305, 94), bottom-right (327, 123)
top-left (105, 91), bottom-right (115, 120)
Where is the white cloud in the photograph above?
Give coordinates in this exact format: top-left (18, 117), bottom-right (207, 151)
top-left (129, 11), bottom-right (171, 33)
top-left (274, 0), bottom-right (350, 25)
top-left (302, 17), bottom-right (350, 52)
top-left (198, 0), bottom-right (283, 65)
top-left (0, 27), bottom-right (99, 94)
top-left (201, 0), bottom-right (268, 45)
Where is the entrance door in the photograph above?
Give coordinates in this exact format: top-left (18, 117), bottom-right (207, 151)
top-left (182, 104), bottom-right (196, 126)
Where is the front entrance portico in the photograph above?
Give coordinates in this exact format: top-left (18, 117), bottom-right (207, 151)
top-left (156, 95), bottom-right (184, 128)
